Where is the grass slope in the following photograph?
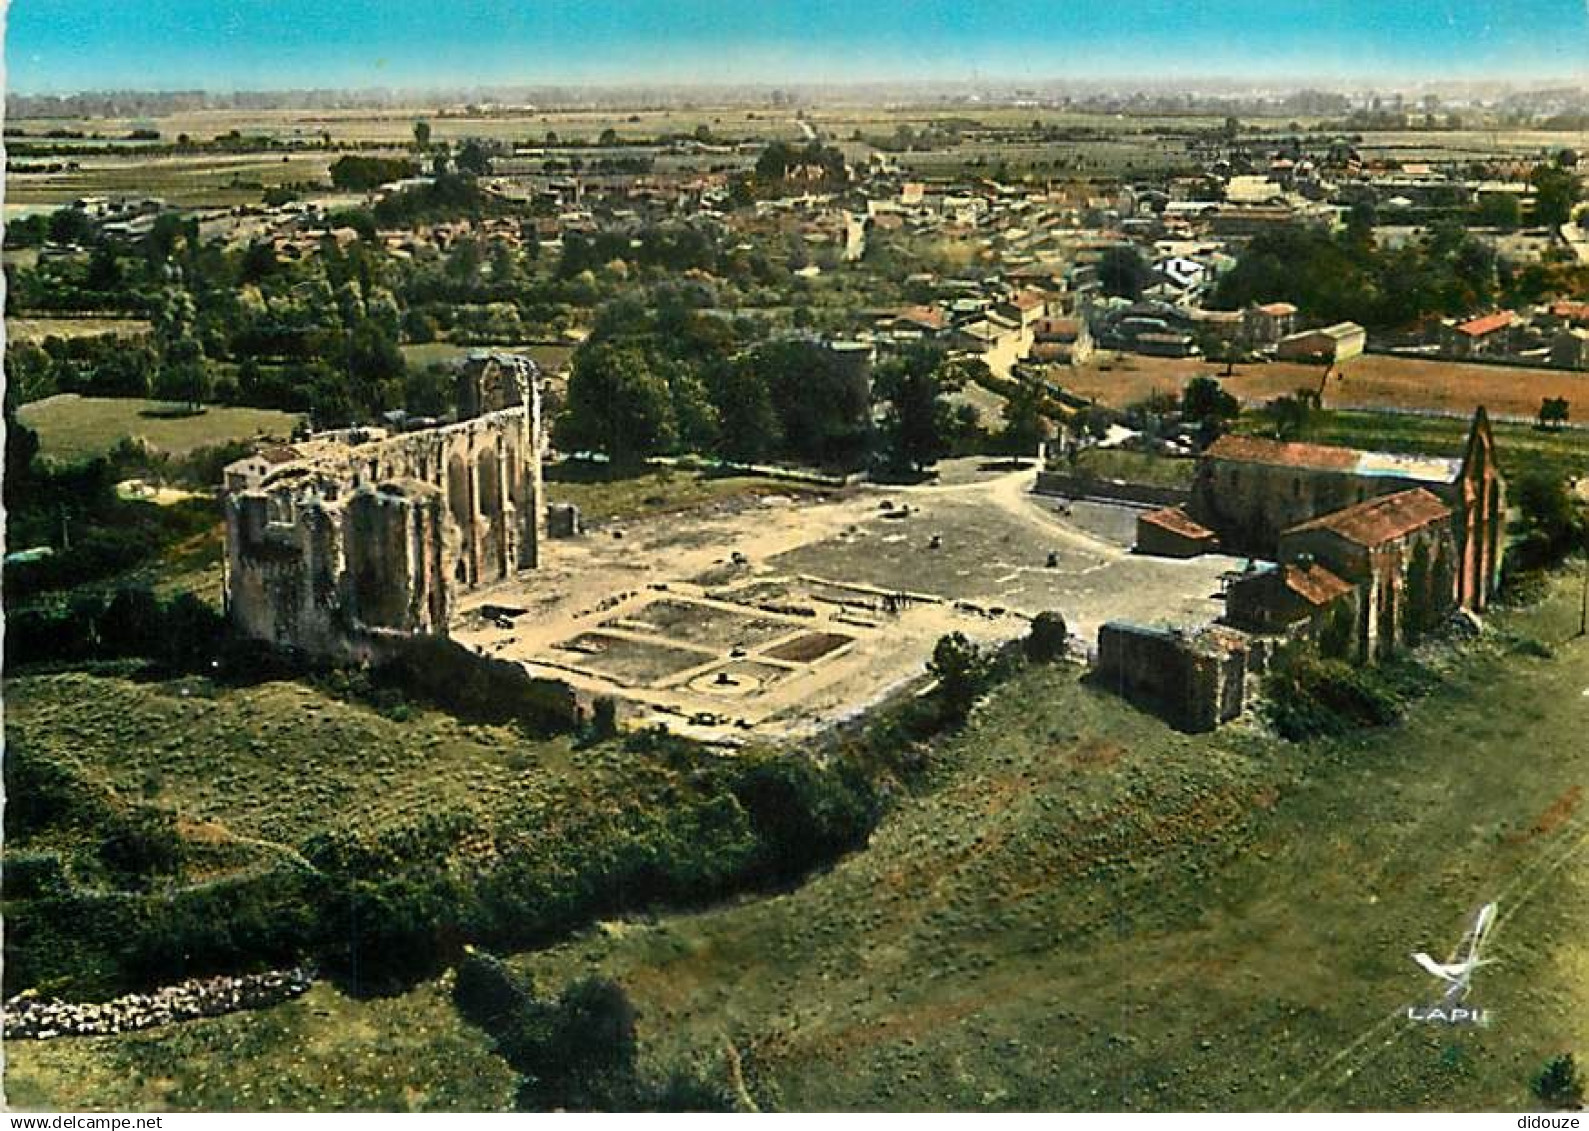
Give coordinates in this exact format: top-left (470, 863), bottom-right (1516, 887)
top-left (505, 582), bottom-right (1589, 1111)
top-left (3, 673), bottom-right (585, 853)
top-left (3, 980), bottom-right (514, 1112)
top-left (17, 395), bottom-right (301, 463)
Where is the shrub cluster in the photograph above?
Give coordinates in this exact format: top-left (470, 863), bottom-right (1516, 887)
top-left (6, 583), bottom-right (226, 670)
top-left (453, 950), bottom-right (732, 1111)
top-left (1261, 652), bottom-right (1436, 741)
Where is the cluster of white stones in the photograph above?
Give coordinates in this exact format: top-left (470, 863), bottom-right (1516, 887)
top-left (3, 968), bottom-right (313, 1040)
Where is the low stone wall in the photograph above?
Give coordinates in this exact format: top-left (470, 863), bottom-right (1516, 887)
top-left (1033, 472), bottom-right (1191, 509)
top-left (4, 969), bottom-right (313, 1040)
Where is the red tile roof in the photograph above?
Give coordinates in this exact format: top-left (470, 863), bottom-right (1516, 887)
top-left (1279, 562), bottom-right (1355, 606)
top-left (1255, 301), bottom-right (1298, 316)
top-left (1284, 488), bottom-right (1450, 547)
top-left (1455, 311), bottom-right (1514, 337)
top-left (1140, 506), bottom-right (1217, 541)
top-left (1203, 433), bottom-right (1360, 472)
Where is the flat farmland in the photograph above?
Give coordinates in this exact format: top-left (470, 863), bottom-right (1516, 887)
top-left (8, 107), bottom-right (812, 147)
top-left (894, 135), bottom-right (1199, 176)
top-left (1353, 128), bottom-right (1589, 162)
top-left (4, 107), bottom-right (1327, 158)
top-left (1323, 354), bottom-right (1589, 419)
top-left (5, 152), bottom-right (338, 208)
top-left (6, 316), bottom-right (152, 343)
top-left (1058, 352), bottom-right (1589, 421)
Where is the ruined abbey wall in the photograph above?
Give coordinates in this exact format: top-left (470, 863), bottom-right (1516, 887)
top-left (225, 405), bottom-right (542, 658)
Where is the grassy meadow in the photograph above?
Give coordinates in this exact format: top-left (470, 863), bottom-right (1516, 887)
top-left (508, 577), bottom-right (1589, 1111)
top-left (17, 395), bottom-right (302, 463)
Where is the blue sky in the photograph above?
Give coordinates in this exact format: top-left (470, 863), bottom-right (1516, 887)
top-left (6, 1), bottom-right (1588, 94)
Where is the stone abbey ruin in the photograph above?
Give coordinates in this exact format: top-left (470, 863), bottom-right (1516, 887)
top-left (223, 352), bottom-right (545, 661)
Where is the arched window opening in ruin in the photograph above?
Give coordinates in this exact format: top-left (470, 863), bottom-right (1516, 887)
top-left (447, 453), bottom-right (471, 528)
top-left (477, 446), bottom-right (504, 577)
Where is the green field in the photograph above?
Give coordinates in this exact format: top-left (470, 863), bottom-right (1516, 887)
top-left (9, 573), bottom-right (1586, 1111)
top-left (5, 153), bottom-right (337, 209)
top-left (1072, 447), bottom-right (1197, 489)
top-left (17, 395), bottom-right (301, 463)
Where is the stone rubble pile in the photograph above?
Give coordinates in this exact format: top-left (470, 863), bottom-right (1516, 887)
top-left (3, 968), bottom-right (313, 1040)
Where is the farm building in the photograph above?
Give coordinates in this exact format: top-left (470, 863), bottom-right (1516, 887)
top-left (1275, 321), bottom-right (1366, 363)
top-left (1136, 506), bottom-right (1218, 557)
top-left (1443, 311), bottom-right (1516, 359)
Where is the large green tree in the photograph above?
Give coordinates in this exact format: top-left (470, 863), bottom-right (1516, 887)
top-left (874, 344), bottom-right (963, 474)
top-left (742, 338), bottom-right (871, 466)
top-left (1532, 162), bottom-right (1582, 227)
top-left (558, 343), bottom-right (679, 466)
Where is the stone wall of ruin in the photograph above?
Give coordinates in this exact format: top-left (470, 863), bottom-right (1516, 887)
top-left (1095, 622), bottom-right (1248, 733)
top-left (225, 406), bottom-right (542, 658)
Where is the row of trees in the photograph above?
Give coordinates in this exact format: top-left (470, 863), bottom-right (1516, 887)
top-left (556, 299), bottom-right (987, 475)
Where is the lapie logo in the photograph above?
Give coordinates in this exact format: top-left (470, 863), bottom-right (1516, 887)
top-left (1407, 901), bottom-right (1497, 1026)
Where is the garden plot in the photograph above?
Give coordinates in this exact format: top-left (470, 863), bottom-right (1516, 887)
top-left (764, 631), bottom-right (854, 664)
top-left (550, 631), bottom-right (714, 686)
top-left (602, 598), bottom-right (793, 652)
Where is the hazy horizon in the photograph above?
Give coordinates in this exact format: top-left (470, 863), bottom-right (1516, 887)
top-left (6, 0), bottom-right (1589, 99)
